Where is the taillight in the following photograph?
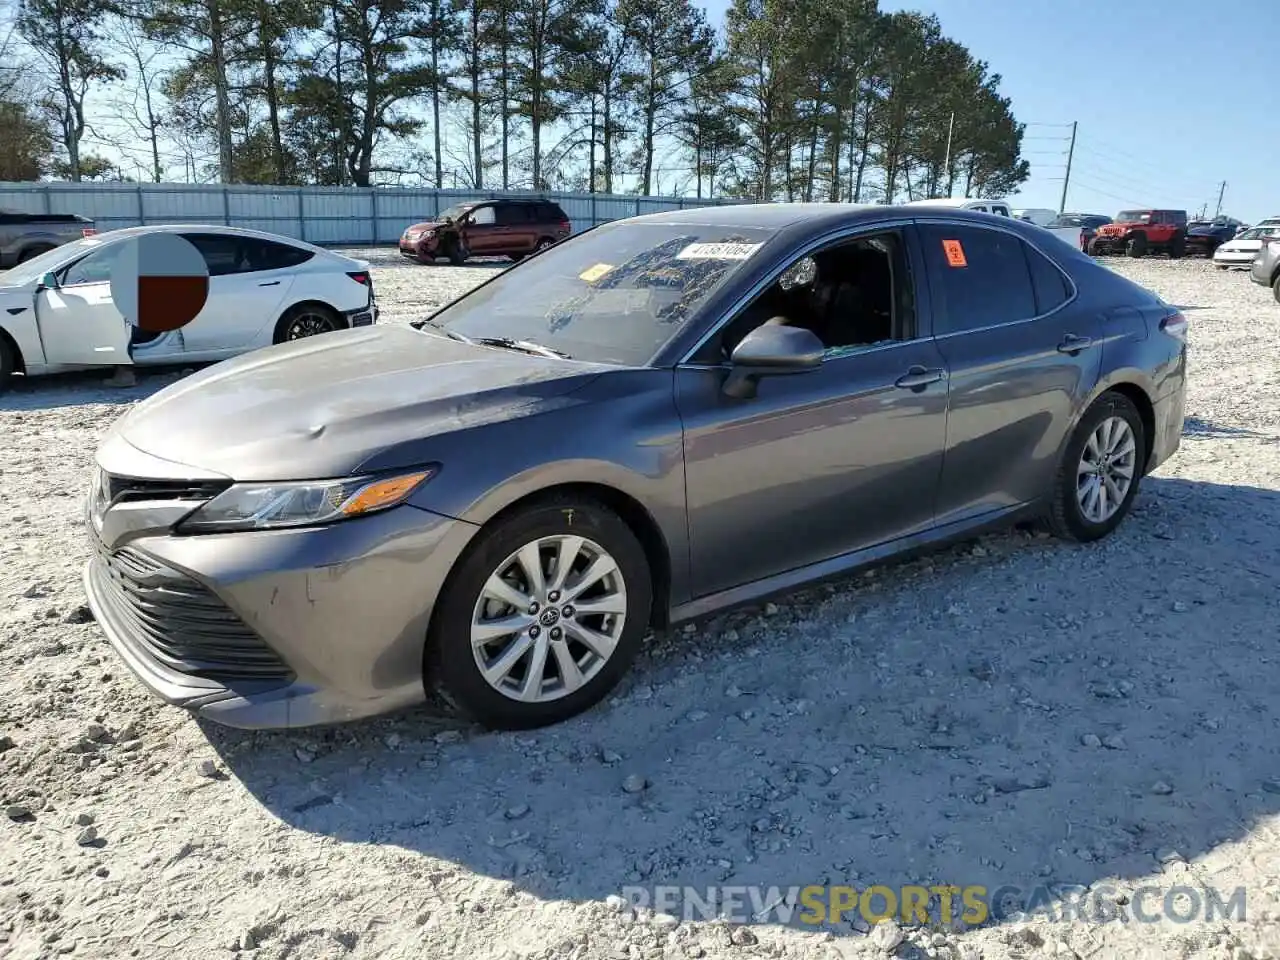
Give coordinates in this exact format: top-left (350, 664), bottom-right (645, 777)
top-left (82, 227), bottom-right (97, 237)
top-left (346, 271), bottom-right (370, 285)
top-left (1159, 311), bottom-right (1188, 343)
top-left (557, 219), bottom-right (570, 232)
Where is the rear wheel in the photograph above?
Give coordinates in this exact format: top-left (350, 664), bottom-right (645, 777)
top-left (274, 304), bottom-right (344, 343)
top-left (1272, 273), bottom-right (1280, 305)
top-left (1126, 233), bottom-right (1148, 258)
top-left (1168, 234), bottom-right (1186, 259)
top-left (16, 246), bottom-right (54, 264)
top-left (1046, 392), bottom-right (1146, 543)
top-left (533, 237), bottom-right (554, 255)
top-left (426, 496), bottom-right (653, 730)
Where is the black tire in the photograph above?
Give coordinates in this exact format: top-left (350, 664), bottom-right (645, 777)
top-left (1126, 233), bottom-right (1147, 258)
top-left (1045, 392), bottom-right (1147, 543)
top-left (0, 336), bottom-right (16, 394)
top-left (416, 248), bottom-right (436, 265)
top-left (16, 245), bottom-right (54, 264)
top-left (1087, 238), bottom-right (1105, 257)
top-left (273, 303), bottom-right (344, 343)
top-left (1168, 234), bottom-right (1186, 259)
top-left (426, 496), bottom-right (653, 730)
top-left (533, 237), bottom-right (554, 254)
top-left (1272, 273), bottom-right (1280, 305)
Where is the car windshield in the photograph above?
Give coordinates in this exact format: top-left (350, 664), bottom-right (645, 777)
top-left (430, 220), bottom-right (778, 366)
top-left (1237, 227), bottom-right (1280, 241)
top-left (0, 235), bottom-right (103, 286)
top-left (435, 204), bottom-right (474, 222)
top-left (1116, 210), bottom-right (1151, 222)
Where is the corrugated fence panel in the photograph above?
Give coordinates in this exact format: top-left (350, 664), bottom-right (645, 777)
top-left (0, 181), bottom-right (740, 245)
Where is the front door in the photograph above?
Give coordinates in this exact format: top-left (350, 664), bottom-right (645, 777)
top-left (914, 220), bottom-right (1103, 525)
top-left (675, 225), bottom-right (950, 598)
top-left (36, 240), bottom-right (131, 366)
top-left (462, 204), bottom-right (498, 254)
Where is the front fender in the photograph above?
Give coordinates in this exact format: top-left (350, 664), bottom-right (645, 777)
top-left (0, 303), bottom-right (46, 372)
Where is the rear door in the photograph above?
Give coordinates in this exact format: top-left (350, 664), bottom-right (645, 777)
top-left (36, 239), bottom-right (132, 366)
top-left (179, 233), bottom-right (294, 352)
top-left (915, 220), bottom-right (1102, 526)
top-left (491, 203), bottom-right (534, 255)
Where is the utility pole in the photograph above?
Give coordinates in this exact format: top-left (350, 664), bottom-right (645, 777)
top-left (1213, 181), bottom-right (1227, 219)
top-left (942, 112), bottom-right (955, 197)
top-left (1059, 120), bottom-right (1078, 214)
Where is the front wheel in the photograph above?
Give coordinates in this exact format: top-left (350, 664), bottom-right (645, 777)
top-left (0, 337), bottom-right (17, 394)
top-left (1045, 392), bottom-right (1147, 542)
top-left (1272, 274), bottom-right (1280, 305)
top-left (426, 496), bottom-right (653, 730)
top-left (1126, 234), bottom-right (1147, 258)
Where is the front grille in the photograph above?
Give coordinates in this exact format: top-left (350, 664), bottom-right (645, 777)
top-left (104, 473), bottom-right (231, 506)
top-left (91, 538), bottom-right (292, 682)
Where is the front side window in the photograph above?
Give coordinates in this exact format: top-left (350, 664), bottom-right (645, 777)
top-left (917, 224), bottom-right (1037, 334)
top-left (432, 220), bottom-right (778, 365)
top-left (469, 206), bottom-right (496, 226)
top-left (704, 230), bottom-right (917, 362)
top-left (59, 241), bottom-right (129, 287)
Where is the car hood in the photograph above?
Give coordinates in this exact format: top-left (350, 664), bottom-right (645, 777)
top-left (405, 220), bottom-right (447, 232)
top-left (106, 325), bottom-right (610, 482)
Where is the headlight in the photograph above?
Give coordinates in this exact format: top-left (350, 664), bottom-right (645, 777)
top-left (177, 469), bottom-right (435, 533)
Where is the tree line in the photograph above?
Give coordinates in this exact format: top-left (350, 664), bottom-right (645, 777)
top-left (0, 0), bottom-right (1030, 202)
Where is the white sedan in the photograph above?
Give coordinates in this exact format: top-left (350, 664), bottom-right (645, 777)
top-left (0, 224), bottom-right (378, 390)
top-left (1213, 226), bottom-right (1280, 270)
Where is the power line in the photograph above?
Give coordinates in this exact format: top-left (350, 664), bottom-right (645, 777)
top-left (1070, 180), bottom-right (1152, 208)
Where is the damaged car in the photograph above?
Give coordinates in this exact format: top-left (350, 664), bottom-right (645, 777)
top-left (84, 204), bottom-right (1188, 731)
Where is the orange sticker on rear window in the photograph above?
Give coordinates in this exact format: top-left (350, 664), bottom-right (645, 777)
top-left (942, 239), bottom-right (967, 267)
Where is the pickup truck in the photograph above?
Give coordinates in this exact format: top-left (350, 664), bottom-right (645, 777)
top-left (902, 198), bottom-right (1084, 250)
top-left (0, 211), bottom-right (97, 268)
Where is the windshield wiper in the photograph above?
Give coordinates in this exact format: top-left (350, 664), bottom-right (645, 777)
top-left (471, 337), bottom-right (571, 360)
top-left (412, 318), bottom-right (473, 343)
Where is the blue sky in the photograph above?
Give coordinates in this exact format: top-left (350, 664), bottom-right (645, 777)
top-left (698, 0), bottom-right (1277, 222)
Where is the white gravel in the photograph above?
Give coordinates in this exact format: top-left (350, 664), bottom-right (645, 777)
top-left (2, 253), bottom-right (1280, 960)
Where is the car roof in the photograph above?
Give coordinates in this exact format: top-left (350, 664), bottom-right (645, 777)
top-left (627, 201), bottom-right (1042, 233)
top-left (71, 224), bottom-right (354, 261)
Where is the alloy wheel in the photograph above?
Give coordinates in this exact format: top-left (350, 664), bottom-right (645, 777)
top-left (471, 535), bottom-right (627, 703)
top-left (1077, 416), bottom-right (1137, 524)
top-left (286, 311), bottom-right (339, 339)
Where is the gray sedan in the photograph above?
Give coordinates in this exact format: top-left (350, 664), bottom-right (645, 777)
top-left (83, 203), bottom-right (1188, 731)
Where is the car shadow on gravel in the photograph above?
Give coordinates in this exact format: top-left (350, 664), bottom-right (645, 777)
top-left (203, 473), bottom-right (1280, 936)
top-left (0, 367), bottom-right (194, 411)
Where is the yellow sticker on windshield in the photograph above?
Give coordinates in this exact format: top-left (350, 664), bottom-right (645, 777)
top-left (579, 263), bottom-right (614, 283)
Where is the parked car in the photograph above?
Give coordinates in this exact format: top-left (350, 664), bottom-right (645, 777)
top-left (903, 198), bottom-right (1083, 249)
top-left (1012, 207), bottom-right (1060, 226)
top-left (83, 204), bottom-right (1187, 732)
top-left (1212, 225), bottom-right (1280, 270)
top-left (1249, 235), bottom-right (1280, 301)
top-left (1089, 209), bottom-right (1188, 258)
top-left (399, 198), bottom-right (572, 265)
top-left (1184, 218), bottom-right (1244, 257)
top-left (0, 210), bottom-right (97, 267)
top-left (1048, 213), bottom-right (1112, 253)
top-left (0, 225), bottom-right (377, 391)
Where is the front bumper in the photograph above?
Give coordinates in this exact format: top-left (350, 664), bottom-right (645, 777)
top-left (1250, 260), bottom-right (1272, 286)
top-left (83, 502), bottom-right (481, 729)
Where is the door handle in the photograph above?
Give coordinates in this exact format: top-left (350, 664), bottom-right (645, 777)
top-left (1057, 334), bottom-right (1094, 354)
top-left (258, 280), bottom-right (280, 287)
top-left (895, 366), bottom-right (945, 390)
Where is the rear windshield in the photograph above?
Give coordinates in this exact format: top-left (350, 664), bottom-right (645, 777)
top-left (432, 219), bottom-right (778, 366)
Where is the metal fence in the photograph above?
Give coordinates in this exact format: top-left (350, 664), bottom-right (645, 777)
top-left (0, 181), bottom-right (743, 245)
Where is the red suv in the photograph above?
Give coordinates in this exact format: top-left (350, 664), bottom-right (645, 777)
top-left (1088, 209), bottom-right (1188, 259)
top-left (399, 199), bottom-right (572, 265)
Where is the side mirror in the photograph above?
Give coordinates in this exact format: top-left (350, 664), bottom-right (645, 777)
top-left (722, 322), bottom-right (824, 399)
top-left (36, 271), bottom-right (58, 292)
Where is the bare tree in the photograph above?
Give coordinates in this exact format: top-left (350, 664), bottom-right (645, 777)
top-left (102, 15), bottom-right (167, 181)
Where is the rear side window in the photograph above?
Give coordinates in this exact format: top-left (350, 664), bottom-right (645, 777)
top-left (1023, 242), bottom-right (1071, 314)
top-left (495, 204), bottom-right (531, 226)
top-left (918, 223), bottom-right (1036, 334)
top-left (543, 203), bottom-right (568, 222)
top-left (183, 233), bottom-right (242, 277)
top-left (243, 239), bottom-right (314, 271)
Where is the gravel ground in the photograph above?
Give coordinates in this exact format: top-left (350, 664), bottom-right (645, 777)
top-left (2, 252), bottom-right (1279, 960)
